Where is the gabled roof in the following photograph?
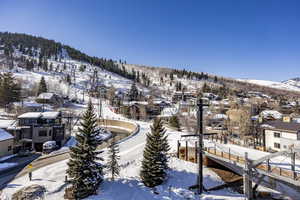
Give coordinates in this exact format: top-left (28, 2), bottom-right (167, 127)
top-left (0, 128), bottom-right (13, 141)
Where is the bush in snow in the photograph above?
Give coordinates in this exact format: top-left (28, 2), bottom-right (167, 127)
top-left (37, 76), bottom-right (47, 95)
top-left (107, 137), bottom-right (120, 181)
top-left (66, 100), bottom-right (104, 199)
top-left (140, 118), bottom-right (170, 187)
top-left (168, 115), bottom-right (181, 131)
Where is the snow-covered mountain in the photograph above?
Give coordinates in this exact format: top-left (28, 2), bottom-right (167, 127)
top-left (238, 79), bottom-right (300, 93)
top-left (282, 78), bottom-right (300, 89)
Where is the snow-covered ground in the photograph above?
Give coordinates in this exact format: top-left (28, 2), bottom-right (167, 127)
top-left (238, 79), bottom-right (300, 92)
top-left (0, 54), bottom-right (296, 199)
top-left (0, 101), bottom-right (244, 200)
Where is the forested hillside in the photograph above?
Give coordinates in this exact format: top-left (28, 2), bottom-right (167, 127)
top-left (0, 32), bottom-right (135, 79)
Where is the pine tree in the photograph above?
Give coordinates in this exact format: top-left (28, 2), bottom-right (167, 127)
top-left (0, 72), bottom-right (21, 107)
top-left (140, 118), bottom-right (170, 187)
top-left (37, 76), bottom-right (47, 95)
top-left (129, 82), bottom-right (139, 101)
top-left (49, 62), bottom-right (53, 72)
top-left (66, 74), bottom-right (71, 85)
top-left (107, 137), bottom-right (120, 181)
top-left (66, 101), bottom-right (104, 199)
top-left (43, 59), bottom-right (48, 71)
top-left (169, 115), bottom-right (181, 131)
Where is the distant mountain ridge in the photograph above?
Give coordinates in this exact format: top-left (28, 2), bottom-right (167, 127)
top-left (282, 78), bottom-right (300, 89)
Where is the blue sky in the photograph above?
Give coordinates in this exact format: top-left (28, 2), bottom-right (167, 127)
top-left (1, 0), bottom-right (300, 81)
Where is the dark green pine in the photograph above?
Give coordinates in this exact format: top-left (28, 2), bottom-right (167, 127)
top-left (67, 100), bottom-right (104, 199)
top-left (140, 118), bottom-right (170, 187)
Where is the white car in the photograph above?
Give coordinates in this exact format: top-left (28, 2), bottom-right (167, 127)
top-left (42, 141), bottom-right (58, 153)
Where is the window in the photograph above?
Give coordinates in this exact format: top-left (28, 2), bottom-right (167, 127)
top-left (8, 146), bottom-right (11, 151)
top-left (38, 130), bottom-right (47, 137)
top-left (49, 130), bottom-right (52, 136)
top-left (274, 143), bottom-right (281, 149)
top-left (274, 132), bottom-right (280, 138)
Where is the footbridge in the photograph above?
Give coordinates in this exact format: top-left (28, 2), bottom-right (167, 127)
top-left (203, 143), bottom-right (300, 198)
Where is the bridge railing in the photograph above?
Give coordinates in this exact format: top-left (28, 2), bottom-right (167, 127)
top-left (204, 146), bottom-right (300, 181)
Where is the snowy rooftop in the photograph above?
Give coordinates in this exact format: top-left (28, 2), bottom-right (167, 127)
top-left (18, 112), bottom-right (60, 119)
top-left (160, 107), bottom-right (178, 117)
top-left (213, 114), bottom-right (228, 120)
top-left (123, 101), bottom-right (148, 106)
top-left (37, 92), bottom-right (55, 100)
top-left (0, 120), bottom-right (16, 129)
top-left (18, 112), bottom-right (42, 119)
top-left (13, 101), bottom-right (43, 107)
top-left (260, 110), bottom-right (282, 119)
top-left (0, 128), bottom-right (13, 141)
top-left (41, 112), bottom-right (60, 119)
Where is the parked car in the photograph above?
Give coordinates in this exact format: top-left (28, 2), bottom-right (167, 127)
top-left (42, 141), bottom-right (58, 154)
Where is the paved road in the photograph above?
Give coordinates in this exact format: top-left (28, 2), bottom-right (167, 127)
top-left (0, 100), bottom-right (148, 190)
top-left (0, 131), bottom-right (130, 190)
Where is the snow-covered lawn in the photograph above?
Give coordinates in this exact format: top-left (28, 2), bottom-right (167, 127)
top-left (0, 157), bottom-right (243, 200)
top-left (0, 101), bottom-right (244, 199)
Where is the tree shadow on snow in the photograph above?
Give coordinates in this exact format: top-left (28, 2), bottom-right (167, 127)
top-left (87, 169), bottom-right (242, 200)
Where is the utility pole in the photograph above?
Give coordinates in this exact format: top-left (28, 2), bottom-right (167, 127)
top-left (181, 98), bottom-right (208, 195)
top-left (197, 98), bottom-right (208, 194)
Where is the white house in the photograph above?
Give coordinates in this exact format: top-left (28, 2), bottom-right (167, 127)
top-left (0, 128), bottom-right (14, 157)
top-left (262, 120), bottom-right (300, 151)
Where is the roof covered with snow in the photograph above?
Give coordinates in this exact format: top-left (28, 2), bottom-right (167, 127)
top-left (0, 120), bottom-right (16, 129)
top-left (212, 114), bottom-right (228, 120)
top-left (18, 112), bottom-right (42, 119)
top-left (41, 112), bottom-right (60, 119)
top-left (18, 112), bottom-right (60, 119)
top-left (260, 110), bottom-right (282, 119)
top-left (13, 101), bottom-right (43, 107)
top-left (37, 92), bottom-right (55, 100)
top-left (0, 128), bottom-right (13, 141)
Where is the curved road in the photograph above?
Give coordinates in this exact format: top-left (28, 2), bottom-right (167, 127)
top-left (0, 100), bottom-right (150, 189)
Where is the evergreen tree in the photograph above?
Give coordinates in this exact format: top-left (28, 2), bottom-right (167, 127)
top-left (0, 73), bottom-right (21, 107)
top-left (37, 76), bottom-right (47, 95)
top-left (66, 74), bottom-right (71, 85)
top-left (63, 62), bottom-right (67, 70)
top-left (107, 137), bottom-right (120, 181)
top-left (140, 118), bottom-right (170, 187)
top-left (67, 101), bottom-right (104, 199)
top-left (169, 115), bottom-right (181, 131)
top-left (170, 73), bottom-right (174, 81)
top-left (129, 82), bottom-right (139, 101)
top-left (79, 65), bottom-right (86, 72)
top-left (202, 82), bottom-right (211, 93)
top-left (214, 76), bottom-right (218, 83)
top-left (43, 59), bottom-right (48, 71)
top-left (49, 62), bottom-right (53, 72)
